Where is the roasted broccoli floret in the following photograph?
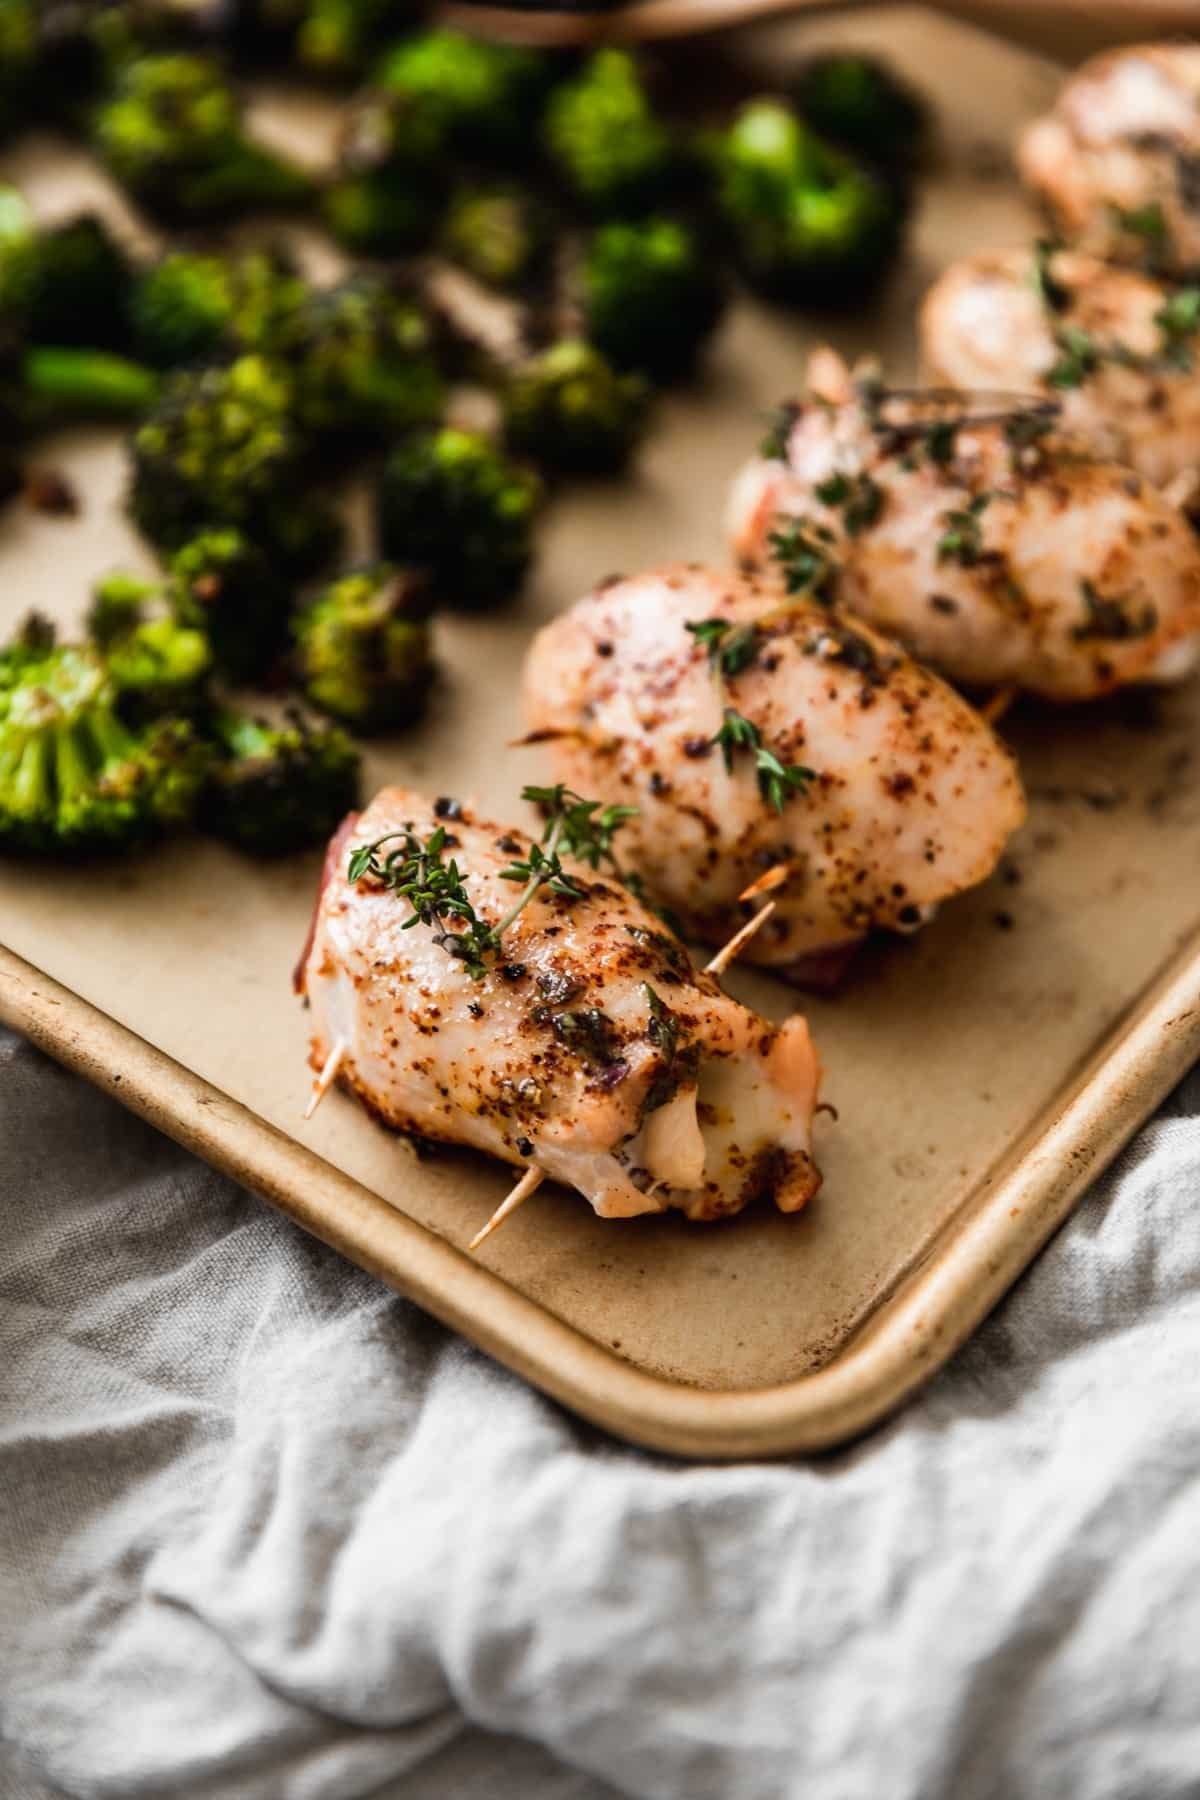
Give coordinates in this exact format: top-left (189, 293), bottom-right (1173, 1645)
top-left (375, 29), bottom-right (552, 157)
top-left (93, 52), bottom-right (312, 222)
top-left (0, 189), bottom-right (134, 348)
top-left (502, 339), bottom-right (648, 475)
top-left (794, 52), bottom-right (927, 168)
top-left (375, 427), bottom-right (541, 609)
top-left (129, 246), bottom-right (306, 368)
top-left (441, 183), bottom-right (551, 292)
top-left (543, 51), bottom-right (679, 217)
top-left (277, 275), bottom-right (443, 443)
top-left (169, 527), bottom-right (291, 684)
top-left (293, 564), bottom-right (433, 731)
top-left (712, 99), bottom-right (904, 304)
top-left (199, 705), bottom-right (361, 855)
top-left (323, 89), bottom-right (447, 255)
top-left (580, 216), bottom-right (727, 380)
top-left (0, 622), bottom-right (208, 855)
top-left (293, 0), bottom-right (408, 81)
top-left (128, 354), bottom-right (342, 574)
top-left (87, 571), bottom-right (213, 720)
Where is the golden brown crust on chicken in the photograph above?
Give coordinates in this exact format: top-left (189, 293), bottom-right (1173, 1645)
top-left (920, 246), bottom-right (1200, 493)
top-left (302, 787), bottom-right (823, 1222)
top-left (523, 564), bottom-right (1025, 969)
top-left (1016, 45), bottom-right (1200, 276)
top-left (728, 357), bottom-right (1200, 701)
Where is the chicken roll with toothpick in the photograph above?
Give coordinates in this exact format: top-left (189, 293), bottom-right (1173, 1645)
top-left (522, 563), bottom-right (1025, 980)
top-left (728, 351), bottom-right (1200, 701)
top-left (298, 787), bottom-right (823, 1227)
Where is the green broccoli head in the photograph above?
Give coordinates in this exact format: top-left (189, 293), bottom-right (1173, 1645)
top-left (323, 90), bottom-right (448, 255)
top-left (293, 0), bottom-right (407, 81)
top-left (278, 276), bottom-right (443, 443)
top-left (105, 616), bottom-right (213, 721)
top-left (544, 51), bottom-right (679, 217)
top-left (293, 563), bottom-right (434, 732)
top-left (86, 571), bottom-right (158, 646)
top-left (0, 627), bottom-right (208, 855)
top-left (128, 353), bottom-right (342, 574)
top-left (200, 705), bottom-right (361, 856)
top-left (169, 527), bottom-right (292, 685)
top-left (0, 191), bottom-right (134, 349)
top-left (376, 427), bottom-right (542, 610)
top-left (129, 247), bottom-right (307, 368)
top-left (794, 53), bottom-right (927, 167)
top-left (441, 184), bottom-right (551, 292)
top-left (713, 99), bottom-right (904, 304)
top-left (581, 216), bottom-right (727, 380)
top-left (93, 52), bottom-right (312, 222)
top-left (375, 29), bottom-right (552, 157)
top-left (502, 339), bottom-right (649, 476)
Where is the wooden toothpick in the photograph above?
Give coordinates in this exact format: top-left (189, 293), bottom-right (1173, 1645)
top-left (980, 686), bottom-right (1016, 726)
top-left (705, 901), bottom-right (777, 978)
top-left (469, 1166), bottom-right (545, 1252)
top-left (304, 1040), bottom-right (346, 1121)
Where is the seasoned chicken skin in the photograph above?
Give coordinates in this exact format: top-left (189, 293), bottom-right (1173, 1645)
top-left (522, 564), bottom-right (1025, 970)
top-left (299, 788), bottom-right (822, 1222)
top-left (921, 246), bottom-right (1200, 494)
top-left (1016, 45), bottom-right (1200, 277)
top-left (728, 353), bottom-right (1200, 701)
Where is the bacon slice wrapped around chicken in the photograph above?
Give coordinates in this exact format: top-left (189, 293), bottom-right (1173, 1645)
top-left (298, 787), bottom-right (822, 1223)
top-left (727, 351), bottom-right (1200, 701)
top-left (522, 563), bottom-right (1025, 975)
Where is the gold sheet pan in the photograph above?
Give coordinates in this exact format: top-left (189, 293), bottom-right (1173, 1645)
top-left (3, 8), bottom-right (1196, 1457)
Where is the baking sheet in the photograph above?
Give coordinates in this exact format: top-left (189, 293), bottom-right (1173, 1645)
top-left (3, 7), bottom-right (1197, 1453)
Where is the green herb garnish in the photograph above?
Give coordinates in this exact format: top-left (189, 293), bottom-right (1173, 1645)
top-left (767, 516), bottom-right (839, 604)
top-left (937, 493), bottom-right (991, 566)
top-left (815, 468), bottom-right (885, 535)
top-left (710, 706), bottom-right (814, 812)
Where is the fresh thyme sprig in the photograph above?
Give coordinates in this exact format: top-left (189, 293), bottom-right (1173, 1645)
top-left (1031, 238), bottom-right (1071, 314)
top-left (347, 826), bottom-right (497, 978)
top-left (347, 787), bottom-right (639, 979)
top-left (767, 516), bottom-right (839, 604)
top-left (711, 706), bottom-right (815, 813)
top-left (685, 617), bottom-right (763, 677)
top-left (1155, 287), bottom-right (1200, 370)
top-left (814, 468), bottom-right (885, 536)
top-left (937, 493), bottom-right (991, 566)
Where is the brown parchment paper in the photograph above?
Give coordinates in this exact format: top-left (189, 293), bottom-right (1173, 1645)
top-left (2, 10), bottom-right (1196, 1403)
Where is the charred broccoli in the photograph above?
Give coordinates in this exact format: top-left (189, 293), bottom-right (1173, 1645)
top-left (293, 564), bottom-right (433, 732)
top-left (712, 99), bottom-right (904, 304)
top-left (128, 354), bottom-right (342, 574)
top-left (323, 88), bottom-right (446, 255)
top-left (293, 0), bottom-right (407, 81)
top-left (543, 51), bottom-right (679, 217)
top-left (0, 189), bottom-right (134, 348)
top-left (277, 275), bottom-right (443, 443)
top-left (0, 620), bottom-right (207, 855)
top-left (580, 216), bottom-right (726, 380)
top-left (502, 339), bottom-right (648, 475)
top-left (86, 571), bottom-right (156, 646)
top-left (200, 706), bottom-right (361, 854)
top-left (129, 246), bottom-right (306, 368)
top-left (87, 572), bottom-right (212, 720)
top-left (94, 52), bottom-right (312, 222)
top-left (794, 53), bottom-right (927, 168)
top-left (374, 29), bottom-right (552, 158)
top-left (376, 427), bottom-right (541, 609)
top-left (170, 528), bottom-right (292, 684)
top-left (441, 184), bottom-right (551, 292)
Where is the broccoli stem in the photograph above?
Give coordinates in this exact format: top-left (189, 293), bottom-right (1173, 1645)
top-left (23, 347), bottom-right (160, 419)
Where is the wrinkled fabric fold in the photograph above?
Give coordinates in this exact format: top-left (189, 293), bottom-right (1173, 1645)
top-left (1, 1025), bottom-right (1199, 1800)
